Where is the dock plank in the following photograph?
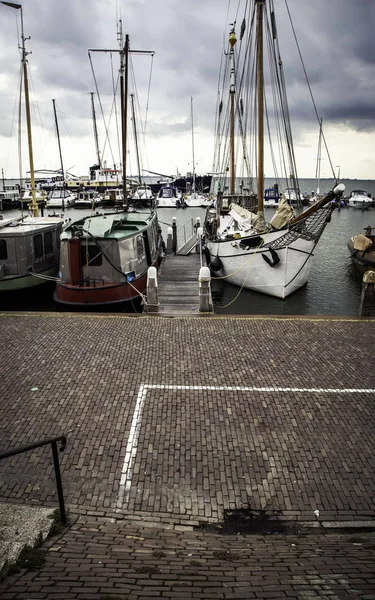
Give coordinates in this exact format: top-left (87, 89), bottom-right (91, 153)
top-left (153, 252), bottom-right (213, 315)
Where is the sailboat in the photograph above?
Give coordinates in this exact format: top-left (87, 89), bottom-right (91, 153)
top-left (0, 2), bottom-right (63, 292)
top-left (203, 0), bottom-right (344, 299)
top-left (184, 97), bottom-right (211, 209)
top-left (54, 25), bottom-right (164, 307)
top-left (46, 99), bottom-right (77, 208)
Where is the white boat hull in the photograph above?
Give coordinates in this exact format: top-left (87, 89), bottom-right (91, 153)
top-left (206, 231), bottom-right (316, 299)
top-left (347, 199), bottom-right (372, 209)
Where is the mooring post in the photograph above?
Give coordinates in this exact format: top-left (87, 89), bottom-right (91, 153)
top-left (166, 226), bottom-right (173, 254)
top-left (195, 217), bottom-right (201, 253)
top-left (172, 217), bottom-right (177, 254)
top-left (199, 265), bottom-right (211, 313)
top-left (145, 266), bottom-right (159, 313)
top-left (359, 270), bottom-right (375, 316)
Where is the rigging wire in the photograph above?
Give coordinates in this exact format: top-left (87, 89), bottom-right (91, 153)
top-left (88, 51), bottom-right (117, 167)
top-left (284, 0), bottom-right (336, 179)
top-left (110, 52), bottom-right (122, 166)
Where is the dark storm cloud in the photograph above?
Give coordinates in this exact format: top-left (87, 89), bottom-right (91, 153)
top-left (1, 0), bottom-right (374, 172)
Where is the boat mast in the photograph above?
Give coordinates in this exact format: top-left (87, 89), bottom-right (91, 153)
top-left (90, 91), bottom-right (101, 168)
top-left (191, 96), bottom-right (196, 192)
top-left (130, 93), bottom-right (142, 184)
top-left (1, 168), bottom-right (5, 192)
top-left (52, 99), bottom-right (64, 180)
top-left (256, 0), bottom-right (265, 215)
top-left (229, 28), bottom-right (237, 196)
top-left (1, 2), bottom-right (38, 216)
top-left (119, 31), bottom-right (130, 207)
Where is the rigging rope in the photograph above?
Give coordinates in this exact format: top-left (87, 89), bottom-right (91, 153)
top-left (284, 0), bottom-right (336, 179)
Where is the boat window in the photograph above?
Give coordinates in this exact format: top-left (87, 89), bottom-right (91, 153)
top-left (33, 234), bottom-right (43, 258)
top-left (0, 239), bottom-right (7, 260)
top-left (80, 245), bottom-right (102, 267)
top-left (137, 235), bottom-right (144, 257)
top-left (44, 231), bottom-right (53, 254)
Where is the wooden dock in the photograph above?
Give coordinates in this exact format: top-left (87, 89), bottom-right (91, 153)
top-left (154, 252), bottom-right (213, 315)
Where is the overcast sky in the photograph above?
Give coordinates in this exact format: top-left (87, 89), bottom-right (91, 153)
top-left (0, 0), bottom-right (374, 181)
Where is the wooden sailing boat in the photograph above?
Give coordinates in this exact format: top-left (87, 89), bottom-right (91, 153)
top-left (204, 0), bottom-right (344, 299)
top-left (54, 24), bottom-right (164, 307)
top-left (0, 2), bottom-right (63, 292)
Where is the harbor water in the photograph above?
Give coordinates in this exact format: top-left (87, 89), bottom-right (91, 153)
top-left (1, 178), bottom-right (374, 316)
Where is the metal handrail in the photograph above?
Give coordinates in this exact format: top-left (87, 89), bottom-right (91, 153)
top-left (0, 435), bottom-right (67, 525)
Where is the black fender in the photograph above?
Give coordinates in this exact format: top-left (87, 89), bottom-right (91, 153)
top-left (262, 248), bottom-right (280, 267)
top-left (210, 256), bottom-right (223, 272)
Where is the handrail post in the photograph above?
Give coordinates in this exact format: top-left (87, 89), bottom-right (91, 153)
top-left (166, 226), bottom-right (173, 254)
top-left (51, 441), bottom-right (67, 525)
top-left (172, 217), bottom-right (177, 254)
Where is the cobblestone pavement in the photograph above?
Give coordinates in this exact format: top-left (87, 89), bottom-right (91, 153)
top-left (1, 514), bottom-right (375, 599)
top-left (0, 313), bottom-right (374, 522)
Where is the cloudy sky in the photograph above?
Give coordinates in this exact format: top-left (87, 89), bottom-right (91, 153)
top-left (0, 0), bottom-right (374, 181)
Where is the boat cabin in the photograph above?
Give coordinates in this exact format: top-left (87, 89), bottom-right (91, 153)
top-left (0, 217), bottom-right (63, 288)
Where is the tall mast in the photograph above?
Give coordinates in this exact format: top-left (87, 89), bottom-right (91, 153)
top-left (256, 0), bottom-right (265, 214)
top-left (229, 28), bottom-right (237, 196)
top-left (52, 99), bottom-right (64, 178)
top-left (1, 168), bottom-right (5, 192)
top-left (131, 93), bottom-right (142, 184)
top-left (90, 92), bottom-right (101, 167)
top-left (89, 27), bottom-right (154, 209)
top-left (121, 33), bottom-right (130, 207)
top-left (191, 96), bottom-right (195, 191)
top-left (1, 2), bottom-right (38, 216)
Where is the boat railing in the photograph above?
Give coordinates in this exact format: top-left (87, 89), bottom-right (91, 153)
top-left (177, 218), bottom-right (195, 247)
top-left (0, 435), bottom-right (67, 524)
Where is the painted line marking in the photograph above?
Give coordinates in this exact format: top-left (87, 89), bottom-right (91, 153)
top-left (116, 383), bottom-right (375, 510)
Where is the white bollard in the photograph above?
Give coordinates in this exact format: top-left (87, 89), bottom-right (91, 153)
top-left (145, 266), bottom-right (159, 312)
top-left (166, 226), bottom-right (173, 254)
top-left (199, 266), bottom-right (211, 313)
top-left (196, 226), bottom-right (203, 255)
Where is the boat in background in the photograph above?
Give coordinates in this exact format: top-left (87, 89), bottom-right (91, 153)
top-left (102, 188), bottom-right (124, 208)
top-left (347, 190), bottom-right (373, 209)
top-left (348, 226), bottom-right (375, 274)
top-left (130, 184), bottom-right (154, 209)
top-left (46, 188), bottom-right (77, 208)
top-left (74, 190), bottom-right (102, 209)
top-left (0, 2), bottom-right (65, 292)
top-left (156, 183), bottom-right (182, 208)
top-left (264, 187), bottom-right (280, 208)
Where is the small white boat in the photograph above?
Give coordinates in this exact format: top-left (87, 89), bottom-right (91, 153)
top-left (102, 188), bottom-right (124, 207)
top-left (263, 187), bottom-right (280, 208)
top-left (46, 188), bottom-right (77, 208)
top-left (131, 184), bottom-right (154, 208)
top-left (156, 184), bottom-right (182, 208)
top-left (347, 190), bottom-right (372, 209)
top-left (21, 188), bottom-right (47, 206)
top-left (74, 190), bottom-right (102, 209)
top-left (184, 191), bottom-right (211, 208)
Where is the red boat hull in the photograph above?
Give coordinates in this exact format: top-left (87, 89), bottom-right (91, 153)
top-left (54, 271), bottom-right (149, 307)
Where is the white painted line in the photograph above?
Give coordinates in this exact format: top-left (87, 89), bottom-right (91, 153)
top-left (117, 383), bottom-right (148, 510)
top-left (116, 383), bottom-right (375, 510)
top-left (144, 384), bottom-right (375, 393)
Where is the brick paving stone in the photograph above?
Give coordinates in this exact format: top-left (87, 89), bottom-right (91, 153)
top-left (0, 515), bottom-right (374, 598)
top-left (0, 314), bottom-right (374, 523)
